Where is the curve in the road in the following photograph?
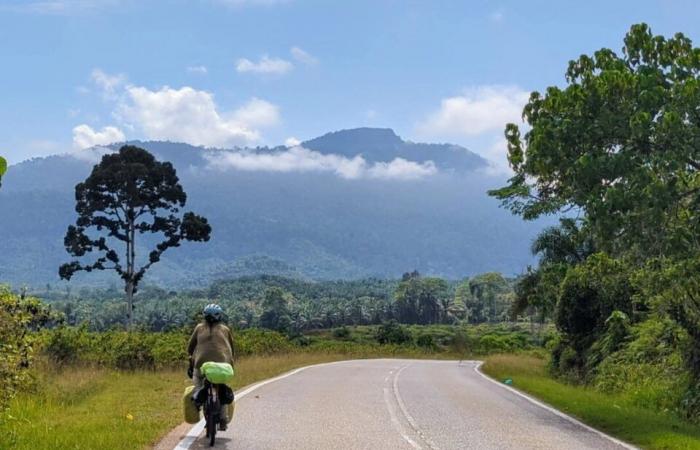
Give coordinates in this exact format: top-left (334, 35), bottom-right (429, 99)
top-left (174, 359), bottom-right (637, 450)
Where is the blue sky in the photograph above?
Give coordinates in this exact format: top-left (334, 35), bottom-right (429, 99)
top-left (2, 0), bottom-right (700, 168)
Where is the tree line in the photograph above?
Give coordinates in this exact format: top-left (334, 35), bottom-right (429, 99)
top-left (491, 23), bottom-right (700, 418)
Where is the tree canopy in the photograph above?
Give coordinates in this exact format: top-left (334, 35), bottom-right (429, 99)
top-left (59, 145), bottom-right (211, 328)
top-left (490, 23), bottom-right (700, 258)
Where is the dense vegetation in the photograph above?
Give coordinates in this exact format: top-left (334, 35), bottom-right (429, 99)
top-left (29, 271), bottom-right (524, 332)
top-left (491, 23), bottom-right (700, 422)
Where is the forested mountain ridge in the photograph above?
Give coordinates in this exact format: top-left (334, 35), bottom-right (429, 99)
top-left (0, 128), bottom-right (547, 287)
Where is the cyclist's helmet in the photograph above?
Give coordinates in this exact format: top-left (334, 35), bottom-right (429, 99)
top-left (203, 303), bottom-right (224, 323)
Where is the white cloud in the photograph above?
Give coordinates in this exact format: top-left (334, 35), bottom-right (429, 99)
top-left (236, 56), bottom-right (293, 75)
top-left (285, 136), bottom-right (301, 147)
top-left (477, 138), bottom-right (513, 175)
top-left (290, 46), bottom-right (318, 65)
top-left (205, 146), bottom-right (437, 181)
top-left (72, 124), bottom-right (125, 149)
top-left (417, 85), bottom-right (528, 138)
top-left (91, 68), bottom-right (126, 100)
top-left (368, 158), bottom-right (437, 180)
top-left (117, 86), bottom-right (280, 147)
top-left (187, 65), bottom-right (208, 74)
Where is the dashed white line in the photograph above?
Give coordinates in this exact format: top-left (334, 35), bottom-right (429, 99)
top-left (383, 386), bottom-right (422, 449)
top-left (392, 364), bottom-right (440, 450)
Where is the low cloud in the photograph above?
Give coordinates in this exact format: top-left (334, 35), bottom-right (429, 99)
top-left (417, 85), bottom-right (528, 138)
top-left (117, 86), bottom-right (280, 147)
top-left (205, 146), bottom-right (437, 180)
top-left (72, 124), bottom-right (125, 149)
top-left (285, 136), bottom-right (301, 147)
top-left (290, 46), bottom-right (318, 65)
top-left (236, 56), bottom-right (293, 75)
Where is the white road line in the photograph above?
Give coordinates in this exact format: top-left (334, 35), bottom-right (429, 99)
top-left (383, 386), bottom-right (422, 449)
top-left (471, 361), bottom-right (638, 450)
top-left (392, 364), bottom-right (440, 450)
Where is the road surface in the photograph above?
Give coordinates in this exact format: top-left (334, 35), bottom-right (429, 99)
top-left (178, 359), bottom-right (633, 450)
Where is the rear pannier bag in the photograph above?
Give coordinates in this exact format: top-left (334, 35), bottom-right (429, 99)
top-left (182, 385), bottom-right (200, 424)
top-left (218, 384), bottom-right (235, 405)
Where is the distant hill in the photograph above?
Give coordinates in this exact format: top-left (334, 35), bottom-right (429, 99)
top-left (303, 128), bottom-right (486, 172)
top-left (0, 128), bottom-right (548, 288)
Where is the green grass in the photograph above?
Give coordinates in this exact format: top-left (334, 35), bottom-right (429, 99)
top-left (482, 354), bottom-right (700, 450)
top-left (0, 349), bottom-right (458, 450)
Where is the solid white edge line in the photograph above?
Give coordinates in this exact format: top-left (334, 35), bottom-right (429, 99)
top-left (471, 361), bottom-right (638, 450)
top-left (172, 359), bottom-right (359, 450)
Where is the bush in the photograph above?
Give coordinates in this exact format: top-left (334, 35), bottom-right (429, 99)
top-left (332, 326), bottom-right (351, 339)
top-left (0, 288), bottom-right (55, 413)
top-left (43, 325), bottom-right (88, 365)
top-left (416, 334), bottom-right (436, 349)
top-left (375, 320), bottom-right (412, 345)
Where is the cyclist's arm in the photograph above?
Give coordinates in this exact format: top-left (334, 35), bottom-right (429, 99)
top-left (228, 329), bottom-right (235, 363)
top-left (187, 326), bottom-right (198, 356)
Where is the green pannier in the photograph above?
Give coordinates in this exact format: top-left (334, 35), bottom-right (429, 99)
top-left (201, 361), bottom-right (234, 384)
top-left (182, 385), bottom-right (200, 424)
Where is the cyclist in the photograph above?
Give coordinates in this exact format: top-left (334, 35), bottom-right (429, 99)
top-left (187, 303), bottom-right (235, 430)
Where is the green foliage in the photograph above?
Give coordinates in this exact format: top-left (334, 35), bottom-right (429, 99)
top-left (468, 272), bottom-right (511, 323)
top-left (0, 155), bottom-right (6, 188)
top-left (375, 320), bottom-right (413, 345)
top-left (59, 145), bottom-right (212, 328)
top-left (552, 254), bottom-right (635, 378)
top-left (259, 287), bottom-right (292, 333)
top-left (394, 272), bottom-right (451, 324)
top-left (489, 22), bottom-right (700, 422)
top-left (332, 326), bottom-right (351, 339)
top-left (0, 287), bottom-right (56, 413)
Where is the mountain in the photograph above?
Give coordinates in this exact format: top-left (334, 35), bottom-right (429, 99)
top-left (0, 128), bottom-right (548, 288)
top-left (303, 128), bottom-right (487, 171)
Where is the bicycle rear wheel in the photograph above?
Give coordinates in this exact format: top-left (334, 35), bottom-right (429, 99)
top-left (206, 408), bottom-right (216, 446)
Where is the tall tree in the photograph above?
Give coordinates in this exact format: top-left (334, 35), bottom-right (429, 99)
top-left (489, 23), bottom-right (700, 380)
top-left (260, 287), bottom-right (292, 332)
top-left (59, 145), bottom-right (211, 329)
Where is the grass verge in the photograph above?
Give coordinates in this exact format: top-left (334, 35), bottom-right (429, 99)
top-left (482, 354), bottom-right (700, 450)
top-left (0, 350), bottom-right (455, 450)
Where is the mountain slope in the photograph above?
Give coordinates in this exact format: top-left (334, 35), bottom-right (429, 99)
top-left (0, 128), bottom-right (546, 288)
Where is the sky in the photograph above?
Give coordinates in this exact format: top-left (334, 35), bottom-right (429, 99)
top-left (1, 0), bottom-right (700, 171)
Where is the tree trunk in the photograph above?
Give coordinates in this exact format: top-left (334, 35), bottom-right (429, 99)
top-left (125, 213), bottom-right (135, 331)
top-left (126, 279), bottom-right (134, 330)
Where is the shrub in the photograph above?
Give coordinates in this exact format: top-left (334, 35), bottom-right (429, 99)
top-left (416, 334), bottom-right (436, 349)
top-left (375, 320), bottom-right (412, 345)
top-left (0, 288), bottom-right (55, 413)
top-left (332, 326), bottom-right (351, 339)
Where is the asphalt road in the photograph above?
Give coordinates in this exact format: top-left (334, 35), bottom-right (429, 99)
top-left (181, 359), bottom-right (633, 450)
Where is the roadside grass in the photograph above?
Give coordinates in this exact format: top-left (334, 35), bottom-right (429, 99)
top-left (482, 354), bottom-right (700, 450)
top-left (0, 350), bottom-right (459, 450)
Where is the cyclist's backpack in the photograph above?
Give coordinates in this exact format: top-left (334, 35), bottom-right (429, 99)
top-left (218, 384), bottom-right (235, 405)
top-left (200, 362), bottom-right (235, 384)
top-left (182, 385), bottom-right (200, 424)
